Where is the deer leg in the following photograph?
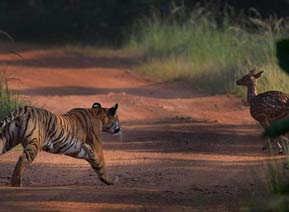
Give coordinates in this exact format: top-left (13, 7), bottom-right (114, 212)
top-left (279, 135), bottom-right (289, 154)
top-left (262, 138), bottom-right (271, 151)
top-left (280, 135), bottom-right (289, 143)
top-left (263, 137), bottom-right (283, 154)
top-left (276, 140), bottom-right (283, 154)
top-left (261, 122), bottom-right (272, 151)
top-left (261, 121), bottom-right (283, 154)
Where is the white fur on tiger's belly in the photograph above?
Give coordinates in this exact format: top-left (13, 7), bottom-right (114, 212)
top-left (43, 138), bottom-right (83, 155)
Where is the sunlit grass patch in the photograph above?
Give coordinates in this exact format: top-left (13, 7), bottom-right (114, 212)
top-left (126, 5), bottom-right (289, 95)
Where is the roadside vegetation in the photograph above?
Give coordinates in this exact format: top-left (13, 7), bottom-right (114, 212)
top-left (126, 5), bottom-right (289, 96)
top-left (0, 71), bottom-right (22, 121)
top-left (0, 31), bottom-right (22, 120)
top-left (244, 157), bottom-right (289, 212)
top-left (57, 5), bottom-right (289, 97)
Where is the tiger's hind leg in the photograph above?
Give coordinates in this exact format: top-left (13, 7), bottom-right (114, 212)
top-left (83, 143), bottom-right (117, 185)
top-left (0, 118), bottom-right (21, 155)
top-left (11, 138), bottom-right (39, 187)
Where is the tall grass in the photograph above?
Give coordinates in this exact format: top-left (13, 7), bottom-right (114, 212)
top-left (0, 71), bottom-right (23, 151)
top-left (245, 159), bottom-right (289, 212)
top-left (126, 5), bottom-right (289, 95)
top-left (0, 72), bottom-right (22, 120)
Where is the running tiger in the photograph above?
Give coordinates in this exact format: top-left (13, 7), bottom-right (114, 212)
top-left (0, 102), bottom-right (120, 187)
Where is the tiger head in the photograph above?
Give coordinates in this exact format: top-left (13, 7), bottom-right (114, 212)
top-left (92, 102), bottom-right (121, 135)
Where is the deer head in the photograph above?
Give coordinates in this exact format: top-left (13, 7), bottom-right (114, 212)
top-left (236, 69), bottom-right (264, 86)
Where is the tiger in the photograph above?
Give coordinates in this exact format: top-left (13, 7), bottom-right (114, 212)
top-left (0, 102), bottom-right (120, 187)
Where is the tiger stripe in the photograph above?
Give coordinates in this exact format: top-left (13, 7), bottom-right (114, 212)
top-left (0, 102), bottom-right (120, 187)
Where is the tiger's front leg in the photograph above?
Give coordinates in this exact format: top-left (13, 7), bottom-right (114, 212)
top-left (83, 143), bottom-right (118, 185)
top-left (11, 139), bottom-right (39, 187)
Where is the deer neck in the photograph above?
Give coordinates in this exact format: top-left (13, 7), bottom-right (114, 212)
top-left (247, 83), bottom-right (257, 105)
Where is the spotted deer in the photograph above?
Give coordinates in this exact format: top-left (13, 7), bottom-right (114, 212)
top-left (236, 69), bottom-right (289, 154)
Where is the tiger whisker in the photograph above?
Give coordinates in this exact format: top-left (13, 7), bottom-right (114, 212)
top-left (115, 128), bottom-right (125, 142)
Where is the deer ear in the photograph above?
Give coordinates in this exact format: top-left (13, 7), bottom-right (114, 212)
top-left (108, 103), bottom-right (118, 116)
top-left (249, 69), bottom-right (256, 76)
top-left (92, 102), bottom-right (102, 109)
top-left (254, 71), bottom-right (264, 79)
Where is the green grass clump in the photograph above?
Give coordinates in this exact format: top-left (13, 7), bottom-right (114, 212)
top-left (0, 71), bottom-right (23, 151)
top-left (244, 159), bottom-right (289, 212)
top-left (0, 72), bottom-right (22, 120)
top-left (126, 5), bottom-right (289, 95)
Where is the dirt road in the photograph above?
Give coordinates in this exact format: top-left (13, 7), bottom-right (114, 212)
top-left (0, 43), bottom-right (284, 212)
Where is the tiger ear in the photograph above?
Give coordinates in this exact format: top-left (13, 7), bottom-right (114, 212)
top-left (108, 103), bottom-right (118, 116)
top-left (92, 102), bottom-right (102, 109)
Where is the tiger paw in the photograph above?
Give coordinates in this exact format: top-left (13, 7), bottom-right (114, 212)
top-left (113, 176), bottom-right (119, 184)
top-left (11, 177), bottom-right (22, 187)
top-left (100, 175), bottom-right (118, 185)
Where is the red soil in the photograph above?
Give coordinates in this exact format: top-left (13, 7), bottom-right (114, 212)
top-left (0, 43), bottom-right (283, 212)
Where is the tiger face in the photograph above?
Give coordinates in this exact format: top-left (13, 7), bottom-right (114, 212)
top-left (92, 102), bottom-right (121, 135)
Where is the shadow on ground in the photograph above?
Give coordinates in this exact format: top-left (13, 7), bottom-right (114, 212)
top-left (103, 117), bottom-right (267, 156)
top-left (12, 85), bottom-right (204, 99)
top-left (0, 117), bottom-right (275, 212)
top-left (0, 49), bottom-right (139, 69)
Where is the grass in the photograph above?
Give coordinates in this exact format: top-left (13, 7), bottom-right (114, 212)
top-left (0, 32), bottom-right (21, 117)
top-left (0, 70), bottom-right (23, 151)
top-left (241, 142), bottom-right (289, 212)
top-left (125, 5), bottom-right (289, 96)
top-left (244, 158), bottom-right (289, 212)
top-left (57, 5), bottom-right (289, 97)
top-left (0, 72), bottom-right (22, 120)
top-left (50, 5), bottom-right (289, 99)
top-left (0, 31), bottom-right (23, 151)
